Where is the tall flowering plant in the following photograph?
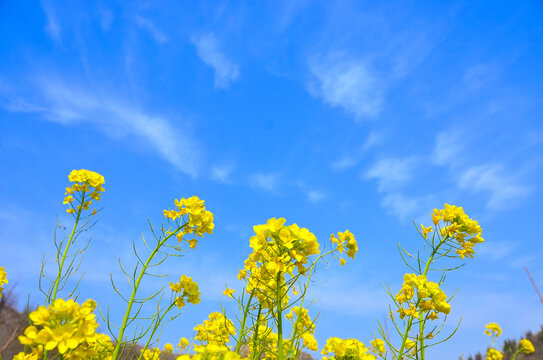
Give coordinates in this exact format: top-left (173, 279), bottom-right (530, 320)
top-left (9, 169), bottom-right (215, 360)
top-left (0, 169), bottom-right (535, 360)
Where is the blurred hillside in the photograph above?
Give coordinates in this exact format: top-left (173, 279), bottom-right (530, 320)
top-left (464, 326), bottom-right (543, 360)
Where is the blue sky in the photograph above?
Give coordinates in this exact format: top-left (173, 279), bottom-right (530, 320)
top-left (1, 1), bottom-right (543, 358)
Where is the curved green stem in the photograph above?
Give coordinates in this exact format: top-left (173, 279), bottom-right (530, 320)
top-left (234, 289), bottom-right (256, 354)
top-left (276, 271), bottom-right (284, 360)
top-left (287, 249), bottom-right (333, 356)
top-left (136, 303), bottom-right (175, 360)
top-left (111, 224), bottom-right (183, 360)
top-left (50, 193), bottom-right (85, 304)
top-left (251, 303), bottom-right (263, 360)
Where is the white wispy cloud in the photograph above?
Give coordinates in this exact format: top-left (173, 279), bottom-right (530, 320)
top-left (308, 53), bottom-right (384, 119)
top-left (211, 163), bottom-right (235, 183)
top-left (363, 157), bottom-right (417, 192)
top-left (306, 190), bottom-right (326, 203)
top-left (475, 240), bottom-right (515, 261)
top-left (249, 173), bottom-right (280, 192)
top-left (296, 182), bottom-right (326, 203)
top-left (41, 2), bottom-right (61, 43)
top-left (331, 131), bottom-right (383, 171)
top-left (432, 130), bottom-right (533, 211)
top-left (462, 63), bottom-right (500, 92)
top-left (0, 77), bottom-right (202, 177)
top-left (458, 164), bottom-right (530, 210)
top-left (192, 33), bottom-right (239, 89)
top-left (134, 15), bottom-right (168, 44)
top-left (380, 192), bottom-right (421, 221)
top-left (98, 6), bottom-right (114, 32)
top-left (331, 156), bottom-right (358, 172)
top-left (432, 131), bottom-right (463, 166)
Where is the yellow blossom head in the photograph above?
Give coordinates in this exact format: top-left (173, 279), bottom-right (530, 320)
top-left (64, 169), bottom-right (105, 214)
top-left (519, 339), bottom-right (535, 354)
top-left (432, 204), bottom-right (484, 259)
top-left (223, 287), bottom-right (235, 298)
top-left (0, 267), bottom-right (7, 298)
top-left (484, 323), bottom-right (502, 338)
top-left (486, 348), bottom-right (503, 360)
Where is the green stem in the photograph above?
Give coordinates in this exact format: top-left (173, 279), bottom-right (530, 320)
top-left (110, 224), bottom-right (183, 360)
top-left (50, 193), bottom-right (85, 304)
top-left (276, 271), bottom-right (284, 360)
top-left (397, 237), bottom-right (447, 360)
top-left (251, 303), bottom-right (263, 360)
top-left (136, 303), bottom-right (175, 360)
top-left (234, 289), bottom-right (256, 354)
top-left (287, 250), bottom-right (332, 357)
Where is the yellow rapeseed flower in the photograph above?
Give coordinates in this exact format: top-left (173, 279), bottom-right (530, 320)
top-left (178, 337), bottom-right (190, 350)
top-left (170, 275), bottom-right (201, 309)
top-left (0, 267), bottom-right (7, 298)
top-left (18, 298), bottom-right (111, 357)
top-left (484, 323), bottom-right (502, 337)
top-left (420, 224), bottom-right (433, 239)
top-left (193, 312), bottom-right (236, 354)
top-left (486, 348), bottom-right (503, 360)
top-left (519, 338), bottom-right (535, 354)
top-left (431, 204), bottom-right (484, 259)
top-left (163, 343), bottom-right (174, 354)
top-left (223, 287), bottom-right (235, 298)
top-left (65, 169), bottom-right (105, 214)
top-left (141, 347), bottom-right (161, 360)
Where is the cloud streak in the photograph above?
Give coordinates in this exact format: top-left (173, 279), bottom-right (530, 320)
top-left (363, 157), bottom-right (417, 192)
top-left (192, 33), bottom-right (239, 89)
top-left (134, 15), bottom-right (168, 44)
top-left (41, 2), bottom-right (61, 43)
top-left (308, 54), bottom-right (384, 119)
top-left (249, 173), bottom-right (280, 193)
top-left (331, 131), bottom-right (383, 171)
top-left (458, 164), bottom-right (530, 210)
top-left (0, 77), bottom-right (202, 177)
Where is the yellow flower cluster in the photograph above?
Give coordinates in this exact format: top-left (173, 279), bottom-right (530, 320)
top-left (178, 337), bottom-right (190, 350)
top-left (193, 312), bottom-right (236, 354)
top-left (520, 339), bottom-right (535, 354)
top-left (330, 230), bottom-right (358, 265)
top-left (170, 275), bottom-right (201, 309)
top-left (65, 333), bottom-right (114, 359)
top-left (370, 338), bottom-right (386, 356)
top-left (321, 337), bottom-right (377, 360)
top-left (164, 343), bottom-right (174, 354)
top-left (0, 266), bottom-right (7, 298)
top-left (395, 273), bottom-right (450, 320)
top-left (238, 218), bottom-right (321, 308)
top-left (483, 322), bottom-right (534, 360)
top-left (18, 298), bottom-right (112, 358)
top-left (430, 204), bottom-right (484, 259)
top-left (486, 348), bottom-right (503, 360)
top-left (176, 349), bottom-right (241, 360)
top-left (141, 347), bottom-right (162, 360)
top-left (64, 169), bottom-right (105, 214)
top-left (484, 323), bottom-right (502, 337)
top-left (286, 306), bottom-right (318, 351)
top-left (13, 353), bottom-right (39, 360)
top-left (164, 196), bottom-right (215, 247)
top-left (223, 287), bottom-right (235, 298)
